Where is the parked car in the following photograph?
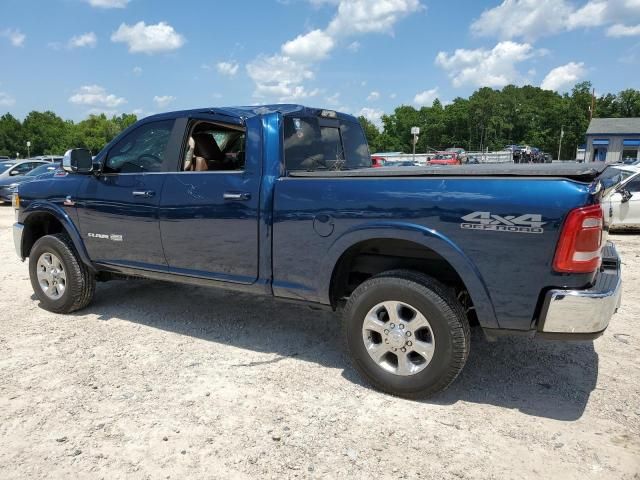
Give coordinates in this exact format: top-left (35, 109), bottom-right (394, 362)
top-left (600, 165), bottom-right (640, 230)
top-left (371, 156), bottom-right (386, 168)
top-left (13, 105), bottom-right (622, 399)
top-left (429, 152), bottom-right (461, 165)
top-left (0, 159), bottom-right (48, 180)
top-left (445, 147), bottom-right (467, 163)
top-left (0, 162), bottom-right (61, 203)
top-left (0, 155), bottom-right (10, 160)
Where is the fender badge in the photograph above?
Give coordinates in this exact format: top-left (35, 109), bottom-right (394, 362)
top-left (63, 196), bottom-right (75, 206)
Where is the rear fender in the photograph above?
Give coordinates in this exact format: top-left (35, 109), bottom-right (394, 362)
top-left (321, 222), bottom-right (499, 329)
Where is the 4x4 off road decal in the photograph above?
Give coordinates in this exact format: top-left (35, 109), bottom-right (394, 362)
top-left (461, 211), bottom-right (546, 234)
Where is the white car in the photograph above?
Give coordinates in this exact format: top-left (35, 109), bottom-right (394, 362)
top-left (601, 165), bottom-right (640, 230)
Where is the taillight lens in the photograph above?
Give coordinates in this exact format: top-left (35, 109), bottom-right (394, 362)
top-left (553, 205), bottom-right (603, 273)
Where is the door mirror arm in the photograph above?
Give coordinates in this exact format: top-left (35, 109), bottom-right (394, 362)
top-left (617, 188), bottom-right (633, 203)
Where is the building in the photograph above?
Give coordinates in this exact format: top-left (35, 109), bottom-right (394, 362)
top-left (584, 117), bottom-right (640, 163)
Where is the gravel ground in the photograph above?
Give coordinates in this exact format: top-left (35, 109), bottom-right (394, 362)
top-left (0, 206), bottom-right (638, 479)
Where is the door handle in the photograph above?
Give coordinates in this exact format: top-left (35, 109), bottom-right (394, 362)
top-left (132, 190), bottom-right (155, 198)
top-left (223, 192), bottom-right (251, 201)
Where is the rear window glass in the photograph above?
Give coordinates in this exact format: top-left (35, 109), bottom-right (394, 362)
top-left (283, 116), bottom-right (370, 171)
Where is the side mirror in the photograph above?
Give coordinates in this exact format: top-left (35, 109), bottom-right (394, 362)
top-left (617, 188), bottom-right (633, 203)
top-left (62, 148), bottom-right (93, 174)
top-left (9, 169), bottom-right (20, 176)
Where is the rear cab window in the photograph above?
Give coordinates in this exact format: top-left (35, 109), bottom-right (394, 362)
top-left (283, 113), bottom-right (370, 172)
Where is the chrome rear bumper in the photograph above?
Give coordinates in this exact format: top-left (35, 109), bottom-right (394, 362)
top-left (539, 242), bottom-right (622, 336)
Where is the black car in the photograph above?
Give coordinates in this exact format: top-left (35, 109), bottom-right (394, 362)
top-left (0, 162), bottom-right (61, 203)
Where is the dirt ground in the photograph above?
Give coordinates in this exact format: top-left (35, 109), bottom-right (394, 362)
top-left (0, 206), bottom-right (638, 480)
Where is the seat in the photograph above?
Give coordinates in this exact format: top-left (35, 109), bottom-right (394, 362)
top-left (193, 132), bottom-right (225, 170)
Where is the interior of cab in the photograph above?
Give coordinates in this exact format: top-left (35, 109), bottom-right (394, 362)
top-left (182, 121), bottom-right (246, 172)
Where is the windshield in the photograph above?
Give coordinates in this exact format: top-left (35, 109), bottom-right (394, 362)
top-left (599, 166), bottom-right (635, 190)
top-left (26, 163), bottom-right (60, 177)
top-left (0, 162), bottom-right (15, 173)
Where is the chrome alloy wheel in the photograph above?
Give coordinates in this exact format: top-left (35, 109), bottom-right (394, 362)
top-left (361, 301), bottom-right (436, 376)
top-left (36, 252), bottom-right (67, 300)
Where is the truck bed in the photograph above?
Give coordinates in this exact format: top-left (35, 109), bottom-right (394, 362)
top-left (289, 163), bottom-right (608, 182)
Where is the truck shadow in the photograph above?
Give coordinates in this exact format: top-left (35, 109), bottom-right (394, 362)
top-left (68, 279), bottom-right (597, 422)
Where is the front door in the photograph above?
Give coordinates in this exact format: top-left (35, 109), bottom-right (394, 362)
top-left (75, 119), bottom-right (176, 269)
top-left (617, 177), bottom-right (640, 227)
top-left (159, 116), bottom-right (261, 284)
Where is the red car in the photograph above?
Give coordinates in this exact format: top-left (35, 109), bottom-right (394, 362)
top-left (371, 156), bottom-right (387, 168)
top-left (429, 152), bottom-right (461, 166)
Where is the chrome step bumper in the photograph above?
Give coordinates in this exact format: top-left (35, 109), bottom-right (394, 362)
top-left (539, 242), bottom-right (622, 336)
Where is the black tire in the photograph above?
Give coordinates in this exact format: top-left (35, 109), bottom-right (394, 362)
top-left (343, 270), bottom-right (470, 399)
top-left (28, 233), bottom-right (96, 313)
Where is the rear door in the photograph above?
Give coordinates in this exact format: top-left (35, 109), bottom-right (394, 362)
top-left (158, 114), bottom-right (261, 283)
top-left (75, 119), bottom-right (178, 269)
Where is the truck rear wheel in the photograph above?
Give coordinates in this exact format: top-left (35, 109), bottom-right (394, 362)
top-left (28, 233), bottom-right (96, 314)
top-left (343, 270), bottom-right (470, 399)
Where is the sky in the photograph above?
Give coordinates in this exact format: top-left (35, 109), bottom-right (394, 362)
top-left (0, 0), bottom-right (639, 125)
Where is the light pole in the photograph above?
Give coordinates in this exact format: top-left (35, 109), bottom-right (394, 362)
top-left (557, 126), bottom-right (564, 161)
top-left (411, 127), bottom-right (420, 163)
top-left (26, 141), bottom-right (31, 158)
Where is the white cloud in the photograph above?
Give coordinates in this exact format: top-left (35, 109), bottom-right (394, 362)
top-left (367, 91), bottom-right (380, 101)
top-left (153, 95), bottom-right (176, 108)
top-left (69, 85), bottom-right (126, 108)
top-left (326, 0), bottom-right (422, 36)
top-left (132, 66), bottom-right (143, 76)
top-left (216, 61), bottom-right (239, 77)
top-left (247, 0), bottom-right (422, 100)
top-left (326, 92), bottom-right (341, 105)
top-left (435, 41), bottom-right (537, 88)
top-left (357, 107), bottom-right (384, 128)
top-left (246, 54), bottom-right (317, 100)
top-left (85, 0), bottom-right (129, 7)
top-left (607, 23), bottom-right (640, 36)
top-left (540, 61), bottom-right (586, 91)
top-left (69, 32), bottom-right (97, 48)
top-left (111, 21), bottom-right (185, 54)
top-left (347, 41), bottom-right (361, 52)
top-left (413, 87), bottom-right (439, 106)
top-left (471, 0), bottom-right (640, 41)
top-left (282, 29), bottom-right (335, 61)
top-left (1, 28), bottom-right (25, 47)
top-left (0, 92), bottom-right (16, 107)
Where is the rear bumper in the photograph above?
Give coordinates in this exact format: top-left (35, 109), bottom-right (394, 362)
top-left (538, 242), bottom-right (622, 338)
top-left (13, 222), bottom-right (24, 259)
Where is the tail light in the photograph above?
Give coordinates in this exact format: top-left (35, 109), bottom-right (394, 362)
top-left (553, 204), bottom-right (603, 273)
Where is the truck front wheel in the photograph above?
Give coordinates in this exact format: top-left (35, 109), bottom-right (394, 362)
top-left (343, 270), bottom-right (470, 399)
top-left (28, 234), bottom-right (96, 314)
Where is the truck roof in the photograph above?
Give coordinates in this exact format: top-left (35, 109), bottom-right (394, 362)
top-left (145, 104), bottom-right (359, 123)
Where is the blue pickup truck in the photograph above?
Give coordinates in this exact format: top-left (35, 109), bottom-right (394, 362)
top-left (12, 105), bottom-right (622, 398)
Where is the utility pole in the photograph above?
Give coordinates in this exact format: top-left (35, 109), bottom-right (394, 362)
top-left (411, 127), bottom-right (420, 163)
top-left (590, 88), bottom-right (595, 121)
top-left (557, 126), bottom-right (564, 161)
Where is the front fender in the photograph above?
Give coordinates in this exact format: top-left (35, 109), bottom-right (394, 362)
top-left (319, 222), bottom-right (499, 329)
top-left (21, 201), bottom-right (96, 272)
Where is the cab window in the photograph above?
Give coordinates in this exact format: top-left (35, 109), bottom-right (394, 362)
top-left (283, 116), bottom-right (370, 171)
top-left (180, 121), bottom-right (246, 172)
top-left (104, 120), bottom-right (174, 174)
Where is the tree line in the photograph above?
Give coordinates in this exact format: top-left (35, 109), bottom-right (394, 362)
top-left (1, 81), bottom-right (638, 159)
top-left (359, 82), bottom-right (640, 159)
top-left (0, 111), bottom-right (137, 158)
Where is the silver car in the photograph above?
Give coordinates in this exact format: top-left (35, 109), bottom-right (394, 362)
top-left (0, 160), bottom-right (48, 180)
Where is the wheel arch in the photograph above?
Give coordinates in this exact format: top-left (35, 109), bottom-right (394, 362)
top-left (322, 223), bottom-right (498, 329)
top-left (20, 203), bottom-right (95, 272)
